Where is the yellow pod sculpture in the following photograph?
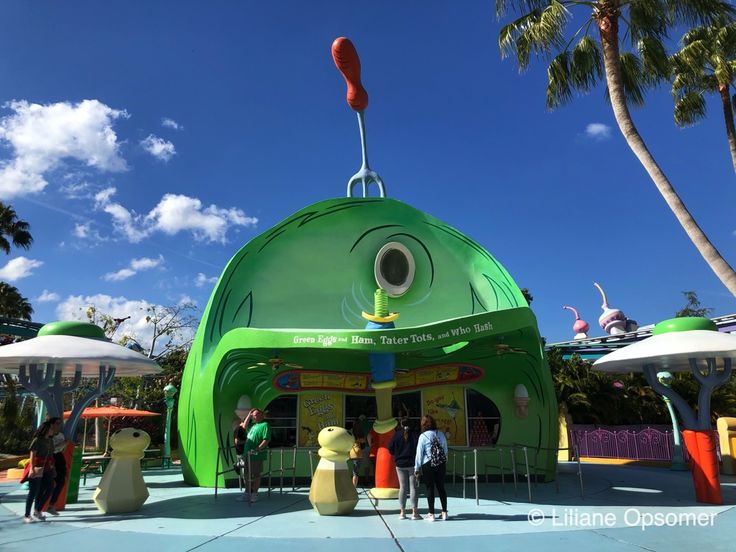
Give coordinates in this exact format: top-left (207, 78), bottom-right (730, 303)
top-left (309, 426), bottom-right (358, 515)
top-left (93, 428), bottom-right (150, 514)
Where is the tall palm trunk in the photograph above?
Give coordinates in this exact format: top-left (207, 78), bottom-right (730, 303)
top-left (597, 13), bottom-right (736, 296)
top-left (718, 84), bottom-right (736, 174)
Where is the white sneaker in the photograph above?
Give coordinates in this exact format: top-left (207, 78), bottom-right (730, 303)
top-left (46, 506), bottom-right (59, 516)
top-left (250, 493), bottom-right (258, 503)
top-left (425, 513), bottom-right (435, 522)
top-left (411, 513), bottom-right (422, 520)
top-left (441, 512), bottom-right (449, 521)
top-left (398, 512), bottom-right (407, 520)
top-left (23, 516), bottom-right (35, 524)
top-left (32, 511), bottom-right (46, 522)
top-left (236, 493), bottom-right (250, 502)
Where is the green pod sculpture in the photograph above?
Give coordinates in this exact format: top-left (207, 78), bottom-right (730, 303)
top-left (178, 196), bottom-right (558, 486)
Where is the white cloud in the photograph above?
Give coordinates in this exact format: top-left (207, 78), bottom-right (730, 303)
top-left (585, 123), bottom-right (612, 141)
top-left (73, 222), bottom-right (91, 238)
top-left (0, 99), bottom-right (128, 198)
top-left (59, 176), bottom-right (93, 199)
top-left (56, 293), bottom-right (196, 354)
top-left (0, 256), bottom-right (43, 281)
top-left (194, 272), bottom-right (218, 287)
top-left (103, 255), bottom-right (164, 282)
top-left (36, 289), bottom-right (60, 303)
top-left (161, 118), bottom-right (181, 131)
top-left (103, 268), bottom-right (136, 282)
top-left (140, 134), bottom-right (176, 162)
top-left (95, 188), bottom-right (258, 243)
top-left (70, 220), bottom-right (108, 245)
top-left (178, 294), bottom-right (197, 306)
top-left (146, 194), bottom-right (257, 241)
top-left (130, 256), bottom-right (163, 271)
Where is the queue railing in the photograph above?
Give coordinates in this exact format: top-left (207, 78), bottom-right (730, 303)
top-left (448, 447), bottom-right (479, 505)
top-left (215, 446), bottom-right (320, 500)
top-left (511, 443), bottom-right (585, 500)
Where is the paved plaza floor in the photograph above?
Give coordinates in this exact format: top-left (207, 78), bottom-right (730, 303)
top-left (1, 462), bottom-right (735, 552)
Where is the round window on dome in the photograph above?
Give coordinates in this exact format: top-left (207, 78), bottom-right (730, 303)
top-left (374, 242), bottom-right (415, 297)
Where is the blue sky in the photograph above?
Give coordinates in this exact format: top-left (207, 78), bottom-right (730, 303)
top-left (0, 1), bottom-right (735, 346)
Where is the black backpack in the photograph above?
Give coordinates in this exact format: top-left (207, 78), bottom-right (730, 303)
top-left (429, 432), bottom-right (446, 467)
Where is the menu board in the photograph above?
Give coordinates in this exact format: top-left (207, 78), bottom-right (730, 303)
top-left (422, 386), bottom-right (466, 446)
top-left (298, 392), bottom-right (344, 447)
top-left (273, 364), bottom-right (482, 393)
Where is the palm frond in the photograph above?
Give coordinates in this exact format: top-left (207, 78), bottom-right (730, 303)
top-left (496, 0), bottom-right (550, 19)
top-left (714, 53), bottom-right (734, 84)
top-left (619, 52), bottom-right (647, 106)
top-left (672, 39), bottom-right (710, 73)
top-left (499, 1), bottom-right (571, 70)
top-left (547, 51), bottom-right (573, 108)
top-left (628, 0), bottom-right (669, 42)
top-left (570, 35), bottom-right (603, 91)
top-left (672, 71), bottom-right (716, 93)
top-left (682, 26), bottom-right (711, 45)
top-left (674, 90), bottom-right (707, 126)
top-left (638, 36), bottom-right (671, 83)
top-left (668, 0), bottom-right (735, 28)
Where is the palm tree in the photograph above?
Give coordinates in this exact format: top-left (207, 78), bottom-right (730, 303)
top-left (0, 282), bottom-right (33, 320)
top-left (670, 20), bottom-right (736, 173)
top-left (0, 202), bottom-right (32, 254)
top-left (497, 0), bottom-right (736, 296)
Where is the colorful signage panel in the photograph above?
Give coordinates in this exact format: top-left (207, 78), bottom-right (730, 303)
top-left (274, 364), bottom-right (483, 393)
top-left (422, 386), bottom-right (466, 446)
top-left (298, 392), bottom-right (344, 447)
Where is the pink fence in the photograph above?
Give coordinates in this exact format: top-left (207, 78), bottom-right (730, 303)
top-left (569, 425), bottom-right (721, 462)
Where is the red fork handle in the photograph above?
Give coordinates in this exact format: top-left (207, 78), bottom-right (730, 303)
top-left (331, 37), bottom-right (368, 111)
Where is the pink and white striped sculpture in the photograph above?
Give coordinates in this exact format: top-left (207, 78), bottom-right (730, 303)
top-left (562, 306), bottom-right (590, 340)
top-left (593, 282), bottom-right (638, 335)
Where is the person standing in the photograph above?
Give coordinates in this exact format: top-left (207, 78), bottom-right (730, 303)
top-left (349, 420), bottom-right (369, 487)
top-left (22, 420), bottom-right (56, 523)
top-left (414, 414), bottom-right (449, 521)
top-left (46, 417), bottom-right (69, 515)
top-left (239, 408), bottom-right (271, 503)
top-left (388, 416), bottom-right (420, 520)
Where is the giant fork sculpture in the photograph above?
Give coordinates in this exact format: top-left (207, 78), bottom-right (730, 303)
top-left (332, 37), bottom-right (386, 198)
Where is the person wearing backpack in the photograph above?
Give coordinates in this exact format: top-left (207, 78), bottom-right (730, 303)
top-left (414, 415), bottom-right (449, 521)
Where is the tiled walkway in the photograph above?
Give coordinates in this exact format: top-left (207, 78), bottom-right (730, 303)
top-left (1, 463), bottom-right (735, 551)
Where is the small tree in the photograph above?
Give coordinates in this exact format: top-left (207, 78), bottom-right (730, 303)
top-left (141, 303), bottom-right (198, 359)
top-left (675, 290), bottom-right (713, 317)
top-left (0, 202), bottom-right (32, 254)
top-left (520, 287), bottom-right (534, 305)
top-left (0, 375), bottom-right (35, 454)
top-left (0, 282), bottom-right (33, 320)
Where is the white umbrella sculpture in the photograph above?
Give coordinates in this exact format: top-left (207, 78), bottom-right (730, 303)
top-left (593, 317), bottom-right (735, 505)
top-left (0, 332), bottom-right (160, 441)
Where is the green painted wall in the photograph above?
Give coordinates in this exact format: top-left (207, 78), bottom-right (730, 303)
top-left (178, 197), bottom-right (557, 486)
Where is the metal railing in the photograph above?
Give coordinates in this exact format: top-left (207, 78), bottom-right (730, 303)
top-left (448, 447), bottom-right (480, 505)
top-left (570, 426), bottom-right (721, 463)
top-left (480, 445), bottom-right (518, 495)
top-left (265, 447), bottom-right (299, 494)
top-left (214, 445), bottom-right (244, 500)
top-left (211, 444), bottom-right (582, 505)
top-left (214, 446), bottom-right (318, 500)
top-left (512, 443), bottom-right (584, 500)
